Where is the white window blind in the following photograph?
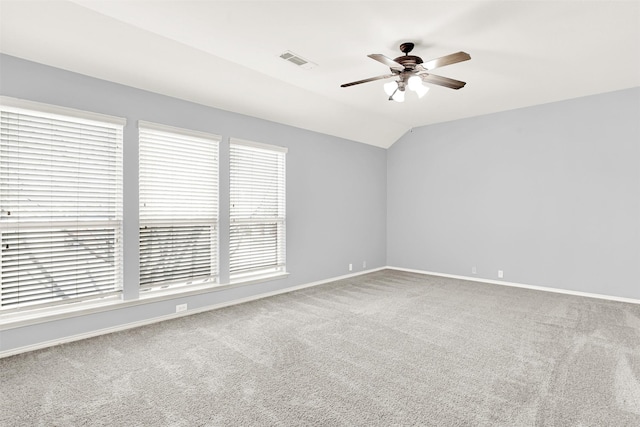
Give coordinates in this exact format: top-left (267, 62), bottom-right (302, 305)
top-left (139, 121), bottom-right (219, 290)
top-left (229, 139), bottom-right (286, 282)
top-left (0, 97), bottom-right (124, 311)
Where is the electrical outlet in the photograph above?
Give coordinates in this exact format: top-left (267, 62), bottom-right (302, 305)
top-left (362, 261), bottom-right (367, 269)
top-left (176, 303), bottom-right (188, 313)
top-left (472, 266), bottom-right (477, 274)
top-left (498, 270), bottom-right (503, 279)
top-left (349, 263), bottom-right (353, 271)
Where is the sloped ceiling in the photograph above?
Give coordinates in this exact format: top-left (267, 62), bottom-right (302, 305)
top-left (1, 1), bottom-right (639, 148)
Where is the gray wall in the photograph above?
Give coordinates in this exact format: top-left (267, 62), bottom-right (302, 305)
top-left (2, 53), bottom-right (638, 354)
top-left (0, 54), bottom-right (387, 352)
top-left (388, 88), bottom-right (640, 299)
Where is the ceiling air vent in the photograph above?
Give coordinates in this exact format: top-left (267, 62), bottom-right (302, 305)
top-left (279, 51), bottom-right (316, 70)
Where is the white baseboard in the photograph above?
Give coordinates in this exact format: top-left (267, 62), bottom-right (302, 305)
top-left (0, 267), bottom-right (385, 359)
top-left (386, 266), bottom-right (640, 305)
top-left (5, 265), bottom-right (636, 358)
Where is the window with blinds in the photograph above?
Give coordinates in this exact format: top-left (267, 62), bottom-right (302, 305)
top-left (229, 139), bottom-right (286, 282)
top-left (0, 97), bottom-right (124, 311)
top-left (138, 121), bottom-right (219, 290)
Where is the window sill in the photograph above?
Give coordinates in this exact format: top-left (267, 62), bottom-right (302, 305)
top-left (1, 273), bottom-right (289, 331)
top-left (0, 296), bottom-right (124, 330)
top-left (229, 271), bottom-right (289, 287)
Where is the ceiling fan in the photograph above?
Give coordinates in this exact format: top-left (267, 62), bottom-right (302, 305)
top-left (340, 42), bottom-right (471, 102)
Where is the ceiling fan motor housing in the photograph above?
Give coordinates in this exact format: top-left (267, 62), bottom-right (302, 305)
top-left (392, 55), bottom-right (423, 71)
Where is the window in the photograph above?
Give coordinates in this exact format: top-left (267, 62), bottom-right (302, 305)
top-left (229, 139), bottom-right (286, 282)
top-left (0, 97), bottom-right (124, 311)
top-left (138, 122), bottom-right (219, 290)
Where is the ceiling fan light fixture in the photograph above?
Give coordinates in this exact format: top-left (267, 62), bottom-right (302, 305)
top-left (384, 80), bottom-right (398, 96)
top-left (407, 75), bottom-right (429, 98)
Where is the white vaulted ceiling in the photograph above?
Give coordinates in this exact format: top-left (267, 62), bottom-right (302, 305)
top-left (1, 1), bottom-right (639, 148)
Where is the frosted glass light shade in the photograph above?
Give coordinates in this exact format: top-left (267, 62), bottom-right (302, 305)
top-left (407, 76), bottom-right (422, 90)
top-left (414, 84), bottom-right (429, 98)
top-left (384, 81), bottom-right (398, 96)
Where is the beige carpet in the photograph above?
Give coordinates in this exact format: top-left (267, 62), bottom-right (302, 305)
top-left (1, 269), bottom-right (639, 426)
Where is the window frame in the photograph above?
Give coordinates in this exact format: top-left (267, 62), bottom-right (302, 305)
top-left (138, 121), bottom-right (220, 292)
top-left (229, 138), bottom-right (287, 284)
top-left (0, 96), bottom-right (125, 312)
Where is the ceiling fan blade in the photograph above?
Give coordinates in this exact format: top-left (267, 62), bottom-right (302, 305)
top-left (421, 51), bottom-right (471, 71)
top-left (419, 73), bottom-right (467, 90)
top-left (368, 54), bottom-right (404, 70)
top-left (340, 74), bottom-right (395, 88)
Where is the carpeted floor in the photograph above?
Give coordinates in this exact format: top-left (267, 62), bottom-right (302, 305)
top-left (1, 269), bottom-right (639, 426)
